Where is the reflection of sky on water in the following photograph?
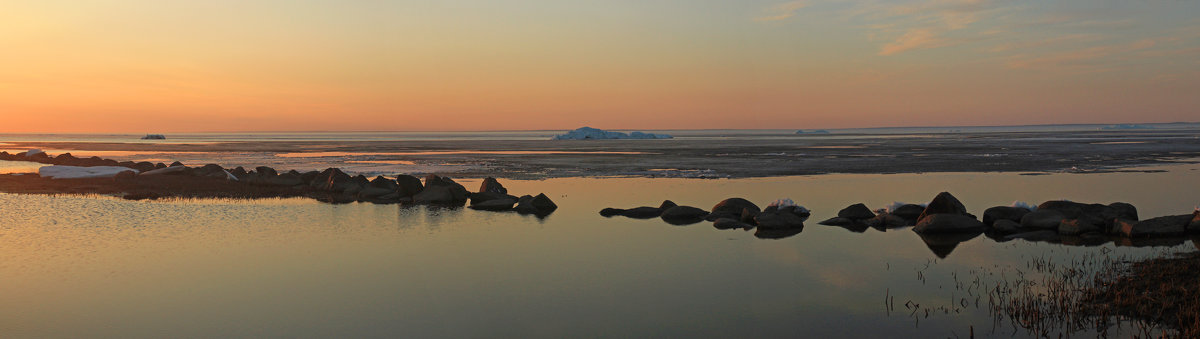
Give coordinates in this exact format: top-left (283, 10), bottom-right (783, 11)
top-left (0, 165), bottom-right (1198, 337)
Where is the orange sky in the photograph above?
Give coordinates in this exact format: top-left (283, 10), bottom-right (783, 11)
top-left (1, 1), bottom-right (1198, 133)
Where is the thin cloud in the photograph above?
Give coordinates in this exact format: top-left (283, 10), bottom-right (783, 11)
top-left (755, 1), bottom-right (808, 22)
top-left (1006, 39), bottom-right (1157, 71)
top-left (879, 28), bottom-right (947, 55)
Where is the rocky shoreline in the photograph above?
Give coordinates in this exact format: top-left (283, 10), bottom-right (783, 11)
top-left (600, 191), bottom-right (1200, 253)
top-left (0, 150), bottom-right (558, 215)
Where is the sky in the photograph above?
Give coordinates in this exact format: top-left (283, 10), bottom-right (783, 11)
top-left (1, 0), bottom-right (1198, 133)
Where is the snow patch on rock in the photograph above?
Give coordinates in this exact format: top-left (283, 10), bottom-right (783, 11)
top-left (39, 166), bottom-right (135, 179)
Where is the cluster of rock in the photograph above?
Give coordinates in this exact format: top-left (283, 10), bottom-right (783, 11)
top-left (1, 150), bottom-right (172, 172)
top-left (0, 150), bottom-right (557, 214)
top-left (600, 197), bottom-right (813, 238)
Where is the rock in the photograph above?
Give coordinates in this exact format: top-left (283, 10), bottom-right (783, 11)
top-left (618, 207), bottom-right (662, 218)
top-left (863, 214), bottom-right (908, 228)
top-left (140, 166), bottom-right (191, 176)
top-left (1102, 202), bottom-right (1138, 224)
top-left (516, 193), bottom-right (557, 215)
top-left (1059, 218), bottom-right (1102, 235)
top-left (470, 192), bottom-right (516, 204)
top-left (312, 168), bottom-right (352, 191)
top-left (412, 186), bottom-right (462, 205)
top-left (599, 208), bottom-right (624, 217)
top-left (299, 171), bottom-right (319, 184)
top-left (838, 203), bottom-right (876, 220)
top-left (818, 217), bottom-right (854, 226)
top-left (709, 198), bottom-right (760, 220)
top-left (713, 218), bottom-right (752, 230)
top-left (992, 219), bottom-right (1022, 234)
top-left (1117, 215), bottom-right (1191, 238)
top-left (913, 214), bottom-right (985, 234)
top-left (740, 208), bottom-right (759, 224)
top-left (255, 166), bottom-right (278, 177)
top-left (424, 175), bottom-right (468, 202)
top-left (369, 176), bottom-right (398, 190)
top-left (478, 177), bottom-right (507, 194)
top-left (113, 170), bottom-right (138, 182)
top-left (755, 210), bottom-right (806, 229)
top-left (132, 162), bottom-right (156, 173)
top-left (167, 161), bottom-right (183, 167)
top-left (891, 204), bottom-right (926, 221)
top-left (659, 200), bottom-right (678, 210)
top-left (394, 174), bottom-right (423, 196)
top-left (660, 206), bottom-right (710, 224)
top-left (917, 192), bottom-right (969, 221)
top-left (266, 173), bottom-right (304, 186)
top-left (38, 166), bottom-right (137, 179)
top-left (983, 206), bottom-right (1031, 226)
top-left (1189, 211), bottom-right (1200, 233)
top-left (358, 186), bottom-right (394, 198)
top-left (1020, 209), bottom-right (1065, 229)
top-left (469, 198), bottom-right (516, 211)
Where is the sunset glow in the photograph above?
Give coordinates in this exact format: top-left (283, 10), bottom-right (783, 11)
top-left (2, 0), bottom-right (1198, 133)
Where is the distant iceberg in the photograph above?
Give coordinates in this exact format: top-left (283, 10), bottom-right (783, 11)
top-left (553, 127), bottom-right (672, 140)
top-left (795, 129), bottom-right (830, 134)
top-left (1099, 124), bottom-right (1154, 130)
top-left (141, 134), bottom-right (167, 140)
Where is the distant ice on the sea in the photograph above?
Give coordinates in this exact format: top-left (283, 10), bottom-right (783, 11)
top-left (1011, 201), bottom-right (1037, 211)
top-left (553, 127), bottom-right (672, 140)
top-left (1099, 124), bottom-right (1154, 130)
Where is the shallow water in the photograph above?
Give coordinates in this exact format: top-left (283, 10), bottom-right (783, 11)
top-left (1, 165), bottom-right (1198, 338)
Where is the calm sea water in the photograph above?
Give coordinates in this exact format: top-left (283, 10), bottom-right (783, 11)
top-left (2, 162), bottom-right (1198, 338)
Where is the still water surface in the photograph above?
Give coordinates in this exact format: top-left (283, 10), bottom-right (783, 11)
top-left (1, 165), bottom-right (1198, 338)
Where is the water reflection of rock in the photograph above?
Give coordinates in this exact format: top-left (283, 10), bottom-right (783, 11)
top-left (916, 231), bottom-right (982, 258)
top-left (754, 226), bottom-right (803, 239)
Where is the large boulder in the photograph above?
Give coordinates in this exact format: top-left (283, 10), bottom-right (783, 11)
top-left (515, 193), bottom-right (557, 215)
top-left (709, 198), bottom-right (760, 220)
top-left (660, 206), bottom-right (710, 224)
top-left (266, 172), bottom-right (305, 186)
top-left (838, 203), bottom-right (875, 220)
top-left (890, 204), bottom-right (926, 221)
top-left (863, 214), bottom-right (908, 228)
top-left (913, 214), bottom-right (985, 234)
top-left (423, 175), bottom-right (468, 202)
top-left (412, 185), bottom-right (463, 205)
top-left (754, 206), bottom-right (809, 229)
top-left (917, 192), bottom-right (969, 221)
top-left (478, 177), bottom-right (507, 194)
top-left (1102, 202), bottom-right (1138, 225)
top-left (991, 219), bottom-right (1022, 234)
top-left (395, 174), bottom-right (424, 197)
top-left (1058, 218), bottom-right (1102, 235)
top-left (469, 197), bottom-right (517, 211)
top-left (983, 206), bottom-right (1031, 226)
top-left (1020, 209), bottom-right (1066, 230)
top-left (1116, 215), bottom-right (1191, 238)
top-left (312, 168), bottom-right (353, 191)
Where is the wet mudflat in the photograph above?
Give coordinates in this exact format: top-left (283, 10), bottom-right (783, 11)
top-left (1, 163), bottom-right (1198, 338)
top-left (3, 129), bottom-right (1200, 178)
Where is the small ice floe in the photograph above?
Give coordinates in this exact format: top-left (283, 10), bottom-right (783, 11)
top-left (552, 127), bottom-right (672, 140)
top-left (38, 166), bottom-right (135, 179)
top-left (1011, 201), bottom-right (1037, 211)
top-left (23, 149), bottom-right (45, 157)
top-left (768, 198), bottom-right (811, 214)
top-left (141, 134), bottom-right (166, 140)
top-left (1099, 124), bottom-right (1154, 130)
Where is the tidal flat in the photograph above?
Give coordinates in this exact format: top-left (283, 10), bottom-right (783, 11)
top-left (1, 161), bottom-right (1198, 338)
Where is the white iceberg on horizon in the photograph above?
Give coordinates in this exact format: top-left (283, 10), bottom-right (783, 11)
top-left (552, 127), bottom-right (672, 140)
top-left (38, 166), bottom-right (136, 179)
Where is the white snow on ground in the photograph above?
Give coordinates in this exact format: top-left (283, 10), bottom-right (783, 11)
top-left (553, 127), bottom-right (672, 140)
top-left (38, 166), bottom-right (135, 179)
